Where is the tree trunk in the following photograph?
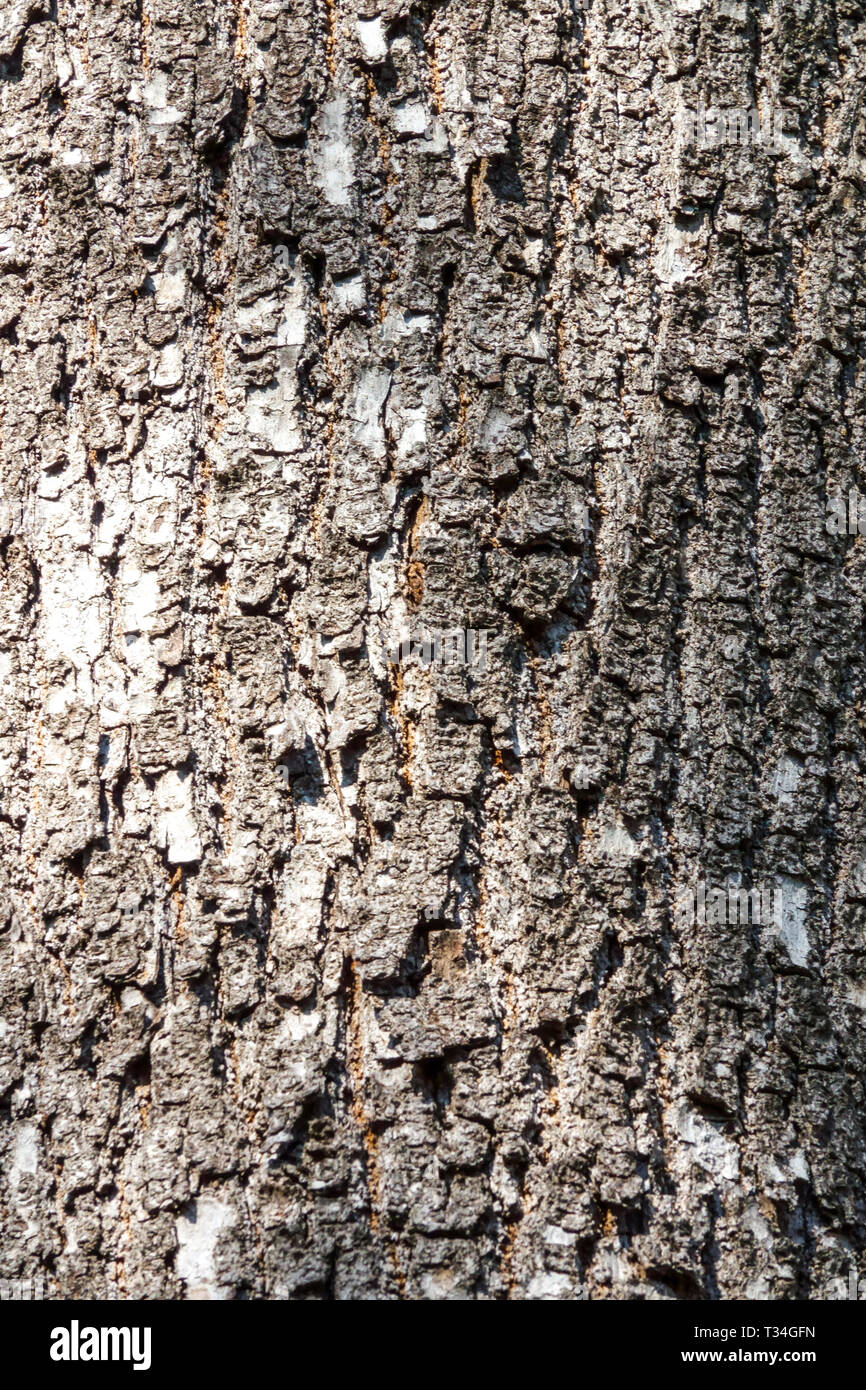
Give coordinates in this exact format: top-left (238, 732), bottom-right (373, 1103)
top-left (1, 0), bottom-right (865, 1301)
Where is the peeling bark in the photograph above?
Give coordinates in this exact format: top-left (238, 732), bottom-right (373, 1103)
top-left (1, 0), bottom-right (866, 1301)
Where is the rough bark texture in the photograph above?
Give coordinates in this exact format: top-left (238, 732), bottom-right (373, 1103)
top-left (1, 0), bottom-right (866, 1302)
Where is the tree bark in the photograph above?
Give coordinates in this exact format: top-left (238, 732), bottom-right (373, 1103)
top-left (1, 0), bottom-right (865, 1301)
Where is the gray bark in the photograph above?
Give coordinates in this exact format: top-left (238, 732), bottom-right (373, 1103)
top-left (1, 0), bottom-right (866, 1301)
